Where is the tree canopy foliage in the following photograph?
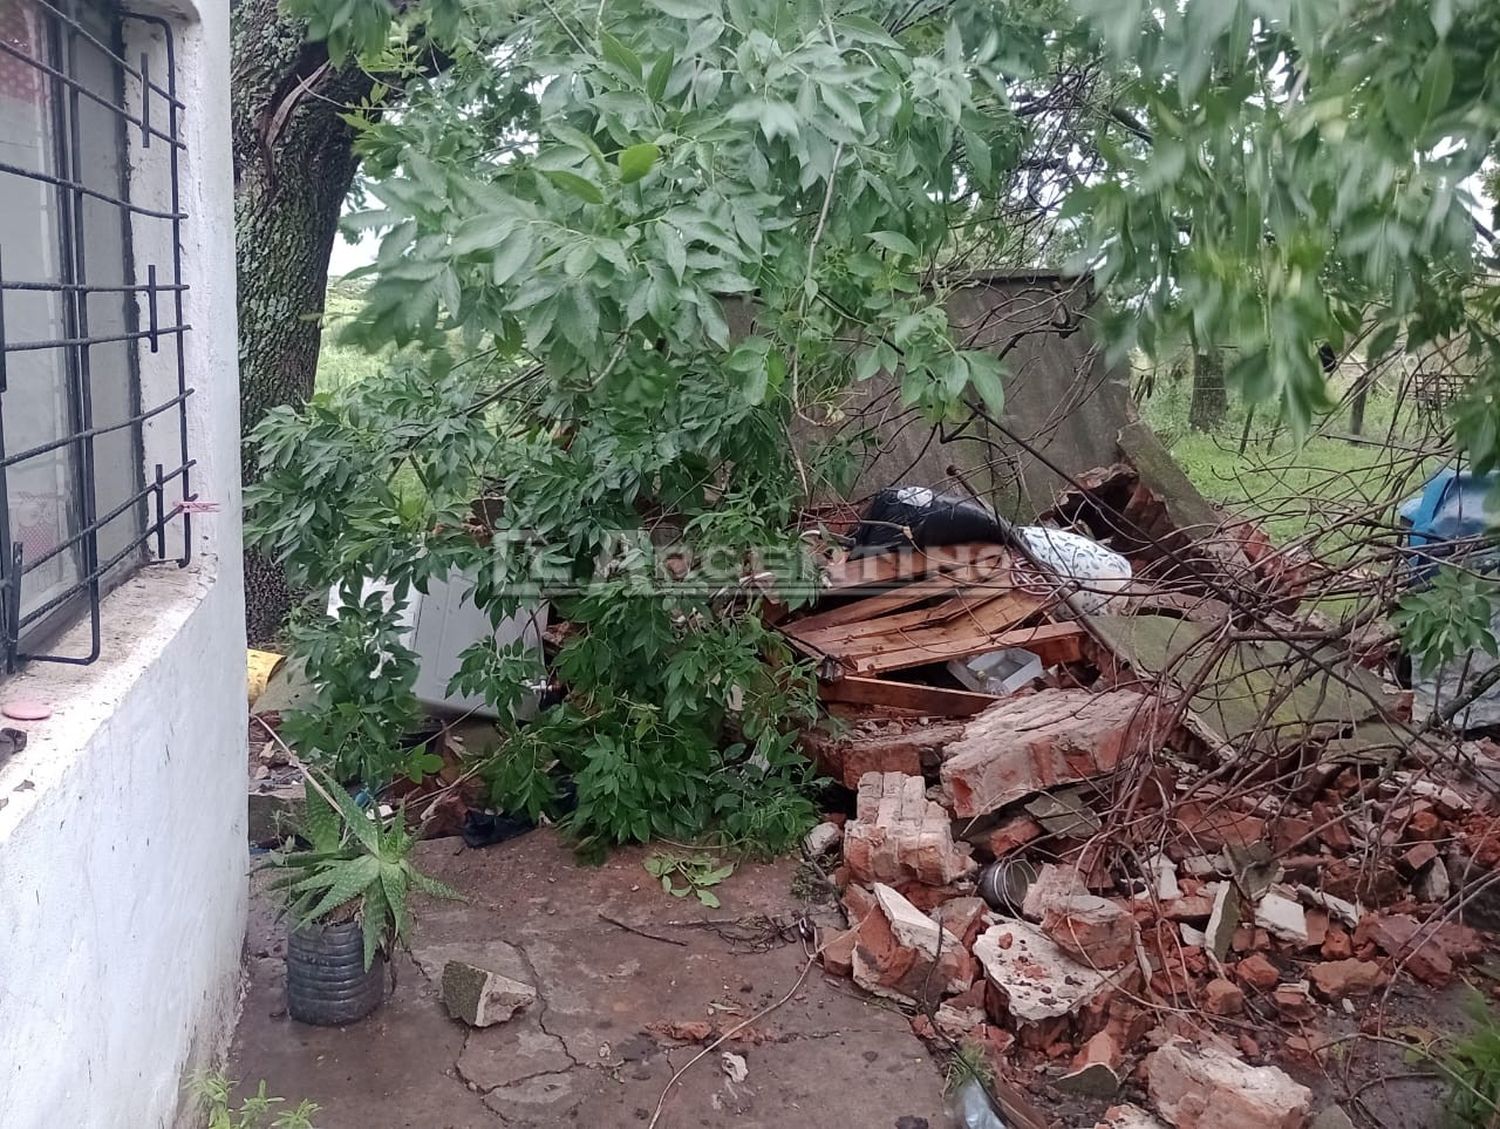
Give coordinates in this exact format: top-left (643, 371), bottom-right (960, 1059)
top-left (249, 0), bottom-right (1500, 853)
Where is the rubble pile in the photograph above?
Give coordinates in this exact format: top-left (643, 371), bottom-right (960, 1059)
top-left (784, 471), bottom-right (1500, 1127)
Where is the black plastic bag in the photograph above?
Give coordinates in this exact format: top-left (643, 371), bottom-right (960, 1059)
top-left (848, 486), bottom-right (1010, 558)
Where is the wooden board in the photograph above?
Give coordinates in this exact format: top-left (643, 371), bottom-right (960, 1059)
top-left (789, 582), bottom-right (1027, 650)
top-left (817, 676), bottom-right (1003, 717)
top-left (786, 563), bottom-right (989, 635)
top-left (788, 597), bottom-right (1082, 676)
top-left (819, 542), bottom-right (1008, 592)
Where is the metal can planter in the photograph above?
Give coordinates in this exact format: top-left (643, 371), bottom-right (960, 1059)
top-left (285, 919), bottom-right (386, 1026)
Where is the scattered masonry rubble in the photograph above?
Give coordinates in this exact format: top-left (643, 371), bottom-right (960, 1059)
top-left (784, 463), bottom-right (1500, 1127)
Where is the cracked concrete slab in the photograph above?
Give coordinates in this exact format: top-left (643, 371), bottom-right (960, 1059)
top-left (228, 829), bottom-right (949, 1129)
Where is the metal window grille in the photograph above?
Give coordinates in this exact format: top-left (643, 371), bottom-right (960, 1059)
top-left (0, 0), bottom-right (195, 671)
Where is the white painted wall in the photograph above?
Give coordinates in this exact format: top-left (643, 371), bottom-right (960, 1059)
top-left (0, 0), bottom-right (246, 1125)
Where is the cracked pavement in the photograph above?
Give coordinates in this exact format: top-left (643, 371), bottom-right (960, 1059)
top-left (229, 830), bottom-right (949, 1128)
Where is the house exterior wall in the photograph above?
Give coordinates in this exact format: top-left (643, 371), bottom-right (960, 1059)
top-left (0, 0), bottom-right (246, 1126)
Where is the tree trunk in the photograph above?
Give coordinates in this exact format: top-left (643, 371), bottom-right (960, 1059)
top-left (1188, 348), bottom-right (1227, 432)
top-left (232, 0), bottom-right (376, 644)
top-left (1349, 360), bottom-right (1376, 435)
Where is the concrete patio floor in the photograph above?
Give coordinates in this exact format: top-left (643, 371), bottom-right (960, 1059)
top-left (229, 829), bottom-right (950, 1128)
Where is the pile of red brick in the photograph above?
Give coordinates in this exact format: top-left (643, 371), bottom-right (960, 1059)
top-left (802, 685), bottom-right (1500, 1128)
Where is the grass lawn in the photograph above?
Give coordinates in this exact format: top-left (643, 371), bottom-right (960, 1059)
top-left (1138, 374), bottom-right (1446, 547)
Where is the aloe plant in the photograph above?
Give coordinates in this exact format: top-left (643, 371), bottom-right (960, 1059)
top-left (268, 772), bottom-right (461, 969)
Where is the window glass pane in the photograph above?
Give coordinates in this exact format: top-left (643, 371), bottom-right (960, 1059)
top-left (0, 0), bottom-right (83, 625)
top-left (71, 2), bottom-right (142, 583)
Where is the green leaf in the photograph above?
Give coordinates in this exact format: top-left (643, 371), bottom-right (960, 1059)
top-left (1431, 0), bottom-right (1454, 37)
top-left (617, 143), bottom-right (661, 184)
top-left (361, 881), bottom-right (388, 970)
top-left (302, 855), bottom-right (380, 924)
top-left (1365, 322), bottom-right (1400, 360)
top-left (544, 170), bottom-right (605, 205)
top-left (854, 346), bottom-right (883, 381)
top-left (964, 351), bottom-right (1006, 417)
top-left (694, 887), bottom-right (720, 908)
top-left (647, 53), bottom-right (674, 102)
top-left (820, 85), bottom-right (864, 133)
top-left (869, 230), bottom-right (918, 256)
top-left (301, 785), bottom-right (342, 854)
top-left (660, 223), bottom-right (687, 281)
top-left (648, 0), bottom-right (717, 17)
top-left (1419, 46), bottom-right (1454, 126)
top-left (549, 124), bottom-right (606, 168)
top-left (600, 31), bottom-right (643, 78)
top-left (940, 352), bottom-right (969, 397)
top-left (492, 228), bottom-right (535, 286)
top-left (751, 99), bottom-right (799, 141)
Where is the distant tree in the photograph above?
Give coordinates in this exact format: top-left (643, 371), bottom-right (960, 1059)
top-left (1188, 347), bottom-right (1227, 432)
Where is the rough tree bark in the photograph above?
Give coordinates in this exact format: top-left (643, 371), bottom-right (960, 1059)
top-left (232, 0), bottom-right (376, 644)
top-left (1188, 347), bottom-right (1227, 432)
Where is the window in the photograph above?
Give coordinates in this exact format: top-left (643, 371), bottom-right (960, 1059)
top-left (0, 0), bottom-right (195, 670)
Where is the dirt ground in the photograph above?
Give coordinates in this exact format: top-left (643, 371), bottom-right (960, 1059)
top-left (229, 830), bottom-right (950, 1129)
top-left (229, 825), bottom-right (1497, 1129)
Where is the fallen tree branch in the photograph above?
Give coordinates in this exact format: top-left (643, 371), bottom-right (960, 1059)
top-left (598, 912), bottom-right (688, 947)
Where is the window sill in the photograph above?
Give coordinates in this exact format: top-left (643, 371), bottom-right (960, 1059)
top-left (0, 557), bottom-right (221, 825)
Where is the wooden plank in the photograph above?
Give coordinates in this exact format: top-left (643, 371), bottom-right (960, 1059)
top-left (846, 617), bottom-right (1086, 675)
top-left (819, 542), bottom-right (1007, 592)
top-left (791, 573), bottom-right (1023, 650)
top-left (784, 564), bottom-right (983, 635)
top-left (817, 675), bottom-right (1003, 717)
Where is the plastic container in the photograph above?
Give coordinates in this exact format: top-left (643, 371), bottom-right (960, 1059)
top-left (951, 1079), bottom-right (1008, 1129)
top-left (948, 648), bottom-right (1043, 695)
top-left (327, 568), bottom-right (547, 720)
top-left (285, 919), bottom-right (386, 1026)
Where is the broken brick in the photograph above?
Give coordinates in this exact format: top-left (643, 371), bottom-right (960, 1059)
top-left (1355, 913), bottom-right (1453, 986)
top-left (1020, 862), bottom-right (1091, 921)
top-left (819, 925), bottom-right (858, 978)
top-left (973, 920), bottom-right (1130, 1028)
top-left (933, 896), bottom-right (990, 950)
top-left (1321, 927), bottom-right (1353, 961)
top-left (440, 961), bottom-right (536, 1028)
top-left (1271, 982), bottom-right (1317, 1021)
top-left (1312, 802), bottom-right (1354, 852)
top-left (839, 723), bottom-right (964, 789)
top-left (1235, 953), bottom-right (1280, 991)
top-left (1163, 896), bottom-right (1215, 923)
top-left (1303, 908), bottom-right (1329, 951)
top-left (1146, 1040), bottom-right (1313, 1129)
top-left (843, 883), bottom-right (877, 924)
top-left (1400, 842), bottom-right (1439, 875)
top-left (940, 689), bottom-right (1161, 817)
top-left (1058, 1030), bottom-right (1124, 1097)
top-left (1203, 978), bottom-right (1244, 1017)
top-left (1307, 959), bottom-right (1386, 1001)
top-left (933, 999), bottom-right (986, 1039)
top-left (843, 772), bottom-right (974, 887)
top-left (1272, 816), bottom-right (1316, 855)
top-left (1041, 894), bottom-right (1140, 970)
top-left (1096, 1105), bottom-right (1169, 1129)
top-left (1405, 809), bottom-right (1442, 842)
top-left (1175, 803), bottom-right (1266, 851)
top-left (850, 883), bottom-right (974, 1006)
top-left (967, 811), bottom-right (1044, 859)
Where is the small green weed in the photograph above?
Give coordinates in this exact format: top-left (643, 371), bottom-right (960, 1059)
top-left (943, 1039), bottom-right (995, 1094)
top-left (192, 1072), bottom-right (320, 1129)
top-left (644, 852), bottom-right (735, 908)
top-left (1440, 993), bottom-right (1500, 1127)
